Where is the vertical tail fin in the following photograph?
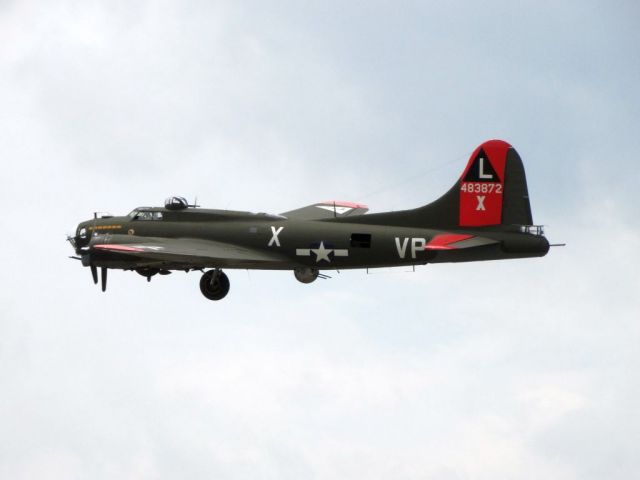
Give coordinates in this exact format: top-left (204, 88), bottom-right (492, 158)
top-left (458, 139), bottom-right (532, 226)
top-left (412, 139), bottom-right (533, 228)
top-left (332, 139), bottom-right (535, 229)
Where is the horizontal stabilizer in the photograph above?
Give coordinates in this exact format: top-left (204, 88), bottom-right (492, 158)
top-left (425, 233), bottom-right (498, 250)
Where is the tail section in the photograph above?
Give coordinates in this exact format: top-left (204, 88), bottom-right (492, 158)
top-left (333, 139), bottom-right (535, 229)
top-left (458, 139), bottom-right (532, 226)
top-left (413, 139), bottom-right (533, 228)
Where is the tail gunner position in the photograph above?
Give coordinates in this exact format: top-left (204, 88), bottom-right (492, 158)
top-left (68, 140), bottom-right (551, 301)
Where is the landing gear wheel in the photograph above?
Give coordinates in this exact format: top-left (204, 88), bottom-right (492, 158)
top-left (294, 267), bottom-right (319, 284)
top-left (199, 269), bottom-right (230, 300)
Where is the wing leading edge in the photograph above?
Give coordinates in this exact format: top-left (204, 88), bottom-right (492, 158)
top-left (91, 234), bottom-right (287, 269)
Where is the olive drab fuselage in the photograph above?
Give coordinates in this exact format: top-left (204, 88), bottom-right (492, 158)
top-left (68, 140), bottom-right (552, 300)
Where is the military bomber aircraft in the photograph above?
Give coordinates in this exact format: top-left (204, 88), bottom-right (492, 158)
top-left (68, 140), bottom-right (551, 300)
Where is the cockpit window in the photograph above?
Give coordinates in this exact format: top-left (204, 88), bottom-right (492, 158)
top-left (129, 209), bottom-right (164, 221)
top-left (136, 211), bottom-right (153, 221)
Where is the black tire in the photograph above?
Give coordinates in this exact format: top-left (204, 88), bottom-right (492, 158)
top-left (199, 270), bottom-right (230, 301)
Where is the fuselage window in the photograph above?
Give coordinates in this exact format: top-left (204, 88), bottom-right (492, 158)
top-left (350, 233), bottom-right (372, 248)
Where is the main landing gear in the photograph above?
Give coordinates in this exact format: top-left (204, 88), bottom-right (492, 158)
top-left (199, 269), bottom-right (230, 300)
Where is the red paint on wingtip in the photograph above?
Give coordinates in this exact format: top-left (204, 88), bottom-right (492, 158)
top-left (320, 200), bottom-right (368, 209)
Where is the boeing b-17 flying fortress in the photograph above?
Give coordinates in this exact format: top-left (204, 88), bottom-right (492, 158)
top-left (68, 140), bottom-right (551, 301)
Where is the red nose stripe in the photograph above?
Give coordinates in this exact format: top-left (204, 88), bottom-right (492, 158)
top-left (93, 244), bottom-right (145, 252)
top-left (425, 233), bottom-right (474, 250)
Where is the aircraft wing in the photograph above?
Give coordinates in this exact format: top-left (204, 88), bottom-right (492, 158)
top-left (282, 201), bottom-right (369, 221)
top-left (89, 234), bottom-right (287, 268)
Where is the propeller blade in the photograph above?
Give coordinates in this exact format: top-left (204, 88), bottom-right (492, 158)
top-left (91, 265), bottom-right (98, 284)
top-left (101, 267), bottom-right (107, 292)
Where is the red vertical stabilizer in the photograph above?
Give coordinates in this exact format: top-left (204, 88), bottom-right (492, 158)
top-left (459, 139), bottom-right (510, 226)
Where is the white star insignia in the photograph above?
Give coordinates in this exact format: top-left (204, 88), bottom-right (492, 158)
top-left (310, 241), bottom-right (332, 262)
top-left (295, 243), bottom-right (349, 262)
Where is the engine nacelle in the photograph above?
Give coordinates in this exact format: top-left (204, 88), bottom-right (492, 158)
top-left (294, 267), bottom-right (319, 284)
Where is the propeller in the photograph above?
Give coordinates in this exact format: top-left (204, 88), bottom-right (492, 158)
top-left (91, 264), bottom-right (98, 284)
top-left (68, 217), bottom-right (112, 293)
top-left (101, 267), bottom-right (107, 292)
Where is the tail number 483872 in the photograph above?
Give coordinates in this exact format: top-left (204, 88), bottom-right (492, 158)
top-left (461, 183), bottom-right (503, 194)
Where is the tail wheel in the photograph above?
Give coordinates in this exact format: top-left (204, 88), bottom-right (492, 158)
top-left (199, 269), bottom-right (230, 300)
top-left (294, 267), bottom-right (319, 284)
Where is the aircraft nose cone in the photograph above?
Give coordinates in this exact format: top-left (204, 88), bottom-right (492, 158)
top-left (71, 223), bottom-right (91, 253)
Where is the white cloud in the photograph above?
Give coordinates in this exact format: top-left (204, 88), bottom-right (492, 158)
top-left (0, 1), bottom-right (639, 479)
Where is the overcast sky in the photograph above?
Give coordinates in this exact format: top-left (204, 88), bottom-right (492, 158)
top-left (1, 1), bottom-right (639, 479)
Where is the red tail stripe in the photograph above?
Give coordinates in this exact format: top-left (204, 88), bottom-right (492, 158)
top-left (459, 139), bottom-right (510, 227)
